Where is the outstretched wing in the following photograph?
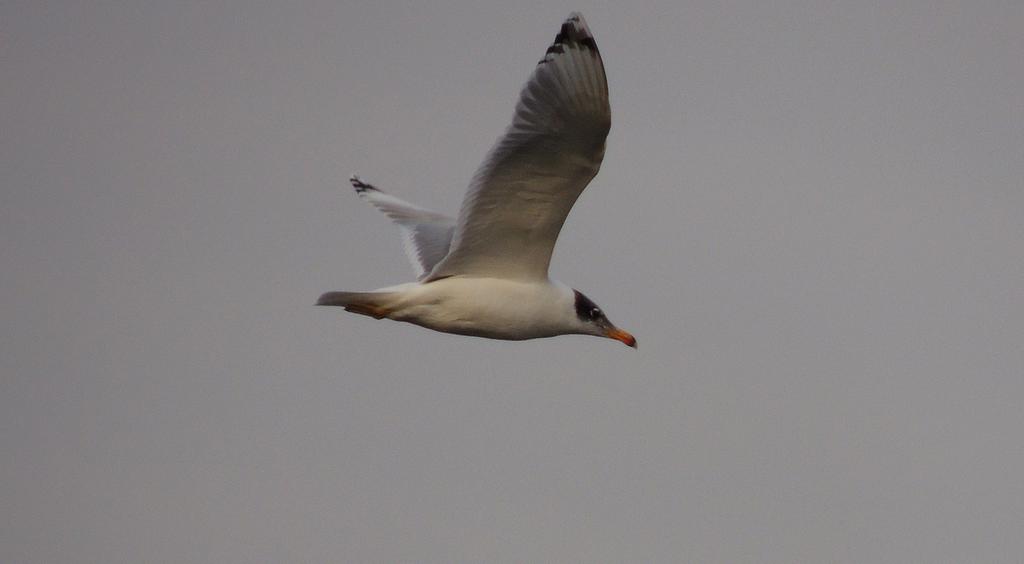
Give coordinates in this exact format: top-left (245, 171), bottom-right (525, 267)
top-left (350, 176), bottom-right (455, 279)
top-left (426, 12), bottom-right (610, 281)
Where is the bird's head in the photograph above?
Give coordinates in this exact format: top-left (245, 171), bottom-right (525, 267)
top-left (572, 289), bottom-right (637, 348)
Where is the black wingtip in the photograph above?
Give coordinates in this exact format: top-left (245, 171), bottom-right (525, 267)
top-left (349, 175), bottom-right (378, 194)
top-left (537, 12), bottom-right (599, 65)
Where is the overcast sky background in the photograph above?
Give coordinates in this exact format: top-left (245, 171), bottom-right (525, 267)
top-left (3, 1), bottom-right (1023, 562)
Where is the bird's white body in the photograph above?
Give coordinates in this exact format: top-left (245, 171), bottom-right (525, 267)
top-left (367, 278), bottom-right (578, 341)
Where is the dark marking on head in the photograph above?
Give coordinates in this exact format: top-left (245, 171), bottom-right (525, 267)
top-left (573, 289), bottom-right (604, 322)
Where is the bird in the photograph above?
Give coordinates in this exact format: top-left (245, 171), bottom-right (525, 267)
top-left (317, 12), bottom-right (636, 348)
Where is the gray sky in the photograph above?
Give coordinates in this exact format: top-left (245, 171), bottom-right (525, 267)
top-left (3, 1), bottom-right (1023, 562)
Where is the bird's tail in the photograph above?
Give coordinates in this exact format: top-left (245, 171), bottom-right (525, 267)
top-left (316, 290), bottom-right (397, 319)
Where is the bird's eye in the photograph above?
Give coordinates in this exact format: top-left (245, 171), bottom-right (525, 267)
top-left (590, 307), bottom-right (602, 319)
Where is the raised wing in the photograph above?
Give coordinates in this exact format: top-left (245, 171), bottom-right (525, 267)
top-left (350, 175), bottom-right (455, 279)
top-left (426, 12), bottom-right (610, 281)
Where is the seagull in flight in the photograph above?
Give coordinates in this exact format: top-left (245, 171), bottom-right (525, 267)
top-left (318, 13), bottom-right (636, 348)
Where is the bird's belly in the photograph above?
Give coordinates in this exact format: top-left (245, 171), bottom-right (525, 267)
top-left (390, 278), bottom-right (566, 340)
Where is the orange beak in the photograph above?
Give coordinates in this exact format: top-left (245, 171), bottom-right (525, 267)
top-left (605, 327), bottom-right (637, 348)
